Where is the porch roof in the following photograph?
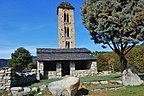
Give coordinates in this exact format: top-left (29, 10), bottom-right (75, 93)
top-left (37, 48), bottom-right (96, 61)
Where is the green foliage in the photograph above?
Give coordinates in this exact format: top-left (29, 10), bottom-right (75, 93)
top-left (126, 45), bottom-right (144, 72)
top-left (81, 0), bottom-right (144, 44)
top-left (95, 44), bottom-right (144, 72)
top-left (28, 61), bottom-right (37, 69)
top-left (7, 47), bottom-right (32, 70)
top-left (81, 0), bottom-right (144, 71)
top-left (96, 52), bottom-right (111, 71)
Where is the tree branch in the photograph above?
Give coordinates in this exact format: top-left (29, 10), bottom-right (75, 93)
top-left (122, 42), bottom-right (128, 53)
top-left (107, 43), bottom-right (115, 51)
top-left (112, 41), bottom-right (120, 55)
top-left (124, 44), bottom-right (136, 55)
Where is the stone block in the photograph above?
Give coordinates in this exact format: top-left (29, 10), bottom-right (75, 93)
top-left (32, 87), bottom-right (39, 93)
top-left (100, 81), bottom-right (108, 84)
top-left (0, 70), bottom-right (5, 74)
top-left (3, 76), bottom-right (11, 80)
top-left (0, 86), bottom-right (6, 90)
top-left (122, 66), bottom-right (143, 86)
top-left (48, 77), bottom-right (80, 96)
top-left (11, 87), bottom-right (23, 91)
top-left (23, 87), bottom-right (31, 95)
top-left (39, 84), bottom-right (47, 91)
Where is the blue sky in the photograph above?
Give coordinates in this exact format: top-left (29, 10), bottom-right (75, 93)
top-left (0, 0), bottom-right (111, 59)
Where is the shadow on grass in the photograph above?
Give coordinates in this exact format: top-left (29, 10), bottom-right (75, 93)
top-left (76, 88), bottom-right (89, 96)
top-left (139, 74), bottom-right (144, 80)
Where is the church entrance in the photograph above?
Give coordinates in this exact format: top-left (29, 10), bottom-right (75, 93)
top-left (61, 61), bottom-right (70, 76)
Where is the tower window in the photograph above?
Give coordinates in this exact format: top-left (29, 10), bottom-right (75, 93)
top-left (66, 41), bottom-right (70, 48)
top-left (64, 27), bottom-right (69, 37)
top-left (67, 27), bottom-right (69, 37)
top-left (67, 14), bottom-right (69, 22)
top-left (64, 13), bottom-right (69, 23)
top-left (64, 27), bottom-right (67, 37)
top-left (64, 13), bottom-right (66, 22)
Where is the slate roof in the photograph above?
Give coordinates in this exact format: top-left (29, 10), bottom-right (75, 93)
top-left (37, 48), bottom-right (96, 61)
top-left (58, 2), bottom-right (74, 10)
top-left (57, 2), bottom-right (74, 15)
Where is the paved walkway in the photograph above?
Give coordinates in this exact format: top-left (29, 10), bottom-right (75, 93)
top-left (88, 85), bottom-right (122, 91)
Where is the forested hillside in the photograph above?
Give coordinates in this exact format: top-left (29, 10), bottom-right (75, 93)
top-left (95, 44), bottom-right (144, 72)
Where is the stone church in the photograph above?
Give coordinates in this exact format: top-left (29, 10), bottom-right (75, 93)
top-left (36, 2), bottom-right (97, 79)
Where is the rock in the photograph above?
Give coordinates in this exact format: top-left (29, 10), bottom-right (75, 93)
top-left (23, 87), bottom-right (31, 95)
top-left (32, 87), bottom-right (39, 93)
top-left (116, 80), bottom-right (122, 84)
top-left (48, 77), bottom-right (80, 96)
top-left (0, 86), bottom-right (6, 90)
top-left (100, 81), bottom-right (108, 84)
top-left (3, 76), bottom-right (11, 80)
top-left (11, 87), bottom-right (23, 96)
top-left (37, 92), bottom-right (43, 95)
top-left (11, 87), bottom-right (23, 92)
top-left (0, 70), bottom-right (5, 74)
top-left (39, 84), bottom-right (47, 91)
top-left (122, 66), bottom-right (143, 86)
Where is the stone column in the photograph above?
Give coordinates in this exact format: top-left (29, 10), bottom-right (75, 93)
top-left (56, 62), bottom-right (62, 78)
top-left (37, 61), bottom-right (44, 80)
top-left (90, 61), bottom-right (97, 76)
top-left (70, 61), bottom-right (75, 76)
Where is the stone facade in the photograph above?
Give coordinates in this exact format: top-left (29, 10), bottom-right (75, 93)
top-left (58, 4), bottom-right (76, 48)
top-left (37, 61), bottom-right (97, 79)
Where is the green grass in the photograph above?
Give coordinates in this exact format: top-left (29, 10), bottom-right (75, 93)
top-left (30, 73), bottom-right (121, 88)
top-left (29, 73), bottom-right (144, 96)
top-left (30, 78), bottom-right (62, 88)
top-left (90, 84), bottom-right (144, 96)
top-left (80, 73), bottom-right (121, 82)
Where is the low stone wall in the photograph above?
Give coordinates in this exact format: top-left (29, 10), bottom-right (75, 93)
top-left (46, 69), bottom-right (96, 79)
top-left (71, 70), bottom-right (94, 77)
top-left (0, 67), bottom-right (36, 90)
top-left (0, 67), bottom-right (13, 90)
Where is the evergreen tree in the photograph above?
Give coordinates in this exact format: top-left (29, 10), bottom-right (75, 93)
top-left (7, 47), bottom-right (32, 70)
top-left (81, 0), bottom-right (144, 72)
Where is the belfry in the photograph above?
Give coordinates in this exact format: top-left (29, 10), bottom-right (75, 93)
top-left (36, 2), bottom-right (97, 80)
top-left (57, 2), bottom-right (76, 48)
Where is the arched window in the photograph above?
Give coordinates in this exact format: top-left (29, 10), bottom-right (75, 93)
top-left (67, 14), bottom-right (69, 22)
top-left (64, 27), bottom-right (67, 37)
top-left (64, 13), bottom-right (66, 22)
top-left (66, 41), bottom-right (70, 48)
top-left (67, 27), bottom-right (69, 37)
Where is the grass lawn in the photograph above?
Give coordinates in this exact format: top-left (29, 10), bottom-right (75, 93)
top-left (30, 73), bottom-right (121, 87)
top-left (29, 73), bottom-right (144, 96)
top-left (80, 73), bottom-right (121, 82)
top-left (90, 84), bottom-right (144, 96)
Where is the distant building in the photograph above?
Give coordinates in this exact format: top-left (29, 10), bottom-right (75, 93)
top-left (0, 59), bottom-right (8, 68)
top-left (36, 2), bottom-right (97, 80)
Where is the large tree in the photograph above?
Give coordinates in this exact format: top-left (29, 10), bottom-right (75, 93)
top-left (81, 0), bottom-right (144, 72)
top-left (7, 47), bottom-right (32, 70)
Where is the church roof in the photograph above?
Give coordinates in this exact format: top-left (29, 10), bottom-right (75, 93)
top-left (58, 2), bottom-right (74, 9)
top-left (57, 2), bottom-right (74, 15)
top-left (37, 48), bottom-right (96, 61)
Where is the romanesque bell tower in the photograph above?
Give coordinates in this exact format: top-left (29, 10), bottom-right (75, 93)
top-left (57, 2), bottom-right (76, 48)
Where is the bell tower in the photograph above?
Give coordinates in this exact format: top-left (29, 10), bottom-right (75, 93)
top-left (57, 2), bottom-right (76, 48)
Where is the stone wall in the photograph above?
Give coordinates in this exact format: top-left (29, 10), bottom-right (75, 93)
top-left (42, 61), bottom-right (97, 79)
top-left (0, 67), bottom-right (13, 90)
top-left (71, 70), bottom-right (93, 77)
top-left (0, 67), bottom-right (36, 90)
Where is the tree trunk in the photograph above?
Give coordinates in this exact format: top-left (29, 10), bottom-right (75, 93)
top-left (119, 55), bottom-right (127, 72)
